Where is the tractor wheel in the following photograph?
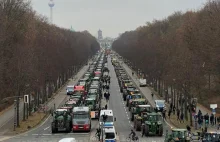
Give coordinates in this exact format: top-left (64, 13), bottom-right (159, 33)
top-left (145, 125), bottom-right (149, 136)
top-left (66, 121), bottom-right (71, 133)
top-left (51, 122), bottom-right (57, 133)
top-left (158, 125), bottom-right (163, 136)
top-left (136, 124), bottom-right (141, 131)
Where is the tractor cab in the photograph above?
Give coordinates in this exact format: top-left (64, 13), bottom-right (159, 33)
top-left (165, 129), bottom-right (190, 142)
top-left (85, 98), bottom-right (99, 111)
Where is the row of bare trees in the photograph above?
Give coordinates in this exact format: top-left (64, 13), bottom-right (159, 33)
top-left (113, 1), bottom-right (220, 116)
top-left (0, 0), bottom-right (99, 111)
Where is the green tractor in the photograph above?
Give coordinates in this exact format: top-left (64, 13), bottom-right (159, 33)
top-left (142, 112), bottom-right (163, 136)
top-left (129, 99), bottom-right (147, 111)
top-left (84, 98), bottom-right (98, 111)
top-left (134, 111), bottom-right (149, 131)
top-left (51, 108), bottom-right (72, 133)
top-left (130, 104), bottom-right (151, 121)
top-left (164, 129), bottom-right (190, 142)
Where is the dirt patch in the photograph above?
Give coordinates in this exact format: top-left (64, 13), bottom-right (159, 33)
top-left (6, 112), bottom-right (48, 135)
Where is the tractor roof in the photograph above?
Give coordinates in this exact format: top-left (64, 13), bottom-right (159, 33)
top-left (86, 98), bottom-right (95, 101)
top-left (172, 129), bottom-right (187, 132)
top-left (147, 112), bottom-right (161, 115)
top-left (137, 105), bottom-right (151, 107)
top-left (56, 108), bottom-right (68, 112)
top-left (133, 99), bottom-right (145, 101)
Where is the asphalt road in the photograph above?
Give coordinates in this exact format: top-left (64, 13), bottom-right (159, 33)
top-left (1, 64), bottom-right (97, 142)
top-left (0, 57), bottom-right (170, 142)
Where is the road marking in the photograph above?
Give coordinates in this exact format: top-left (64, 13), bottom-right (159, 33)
top-left (128, 121), bottom-right (131, 123)
top-left (43, 126), bottom-right (50, 130)
top-left (42, 134), bottom-right (51, 136)
top-left (125, 111), bottom-right (127, 113)
top-left (0, 137), bottom-right (11, 142)
top-left (32, 134), bottom-right (39, 136)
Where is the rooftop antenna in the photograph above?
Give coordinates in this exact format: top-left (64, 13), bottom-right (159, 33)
top-left (48, 0), bottom-right (55, 24)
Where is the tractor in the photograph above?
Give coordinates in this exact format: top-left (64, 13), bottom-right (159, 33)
top-left (129, 99), bottom-right (147, 111)
top-left (142, 112), bottom-right (163, 136)
top-left (51, 108), bottom-right (72, 133)
top-left (84, 98), bottom-right (99, 111)
top-left (164, 129), bottom-right (190, 142)
top-left (130, 104), bottom-right (150, 121)
top-left (126, 92), bottom-right (143, 107)
top-left (134, 112), bottom-right (148, 131)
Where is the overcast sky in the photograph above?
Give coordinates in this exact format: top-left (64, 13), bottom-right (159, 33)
top-left (30, 0), bottom-right (207, 38)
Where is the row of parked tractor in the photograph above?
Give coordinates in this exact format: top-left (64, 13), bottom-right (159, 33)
top-left (111, 57), bottom-right (164, 137)
top-left (111, 52), bottom-right (220, 142)
top-left (51, 51), bottom-right (109, 133)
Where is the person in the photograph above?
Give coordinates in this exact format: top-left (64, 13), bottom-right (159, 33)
top-left (142, 125), bottom-right (145, 137)
top-left (95, 128), bottom-right (101, 140)
top-left (132, 72), bottom-right (134, 76)
top-left (151, 92), bottom-right (154, 98)
top-left (129, 129), bottom-right (136, 140)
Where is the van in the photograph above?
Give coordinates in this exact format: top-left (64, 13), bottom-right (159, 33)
top-left (139, 78), bottom-right (147, 87)
top-left (99, 110), bottom-right (116, 127)
top-left (100, 126), bottom-right (117, 142)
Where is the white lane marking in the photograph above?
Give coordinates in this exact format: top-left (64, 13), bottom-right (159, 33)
top-left (43, 126), bottom-right (50, 131)
top-left (43, 134), bottom-right (51, 136)
top-left (32, 134), bottom-right (39, 136)
top-left (125, 111), bottom-right (127, 113)
top-left (129, 121), bottom-right (131, 123)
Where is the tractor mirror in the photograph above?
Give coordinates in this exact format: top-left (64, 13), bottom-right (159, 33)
top-left (114, 117), bottom-right (116, 121)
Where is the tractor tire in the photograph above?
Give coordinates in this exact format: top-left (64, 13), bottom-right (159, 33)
top-left (158, 125), bottom-right (163, 136)
top-left (145, 125), bottom-right (149, 136)
top-left (51, 122), bottom-right (57, 133)
top-left (136, 125), bottom-right (141, 131)
top-left (65, 121), bottom-right (71, 133)
top-left (130, 115), bottom-right (134, 121)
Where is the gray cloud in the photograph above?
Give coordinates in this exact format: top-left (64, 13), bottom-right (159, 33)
top-left (31, 0), bottom-right (207, 37)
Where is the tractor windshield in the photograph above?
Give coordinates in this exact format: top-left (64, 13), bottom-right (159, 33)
top-left (132, 95), bottom-right (142, 99)
top-left (147, 115), bottom-right (162, 121)
top-left (73, 114), bottom-right (89, 119)
top-left (172, 131), bottom-right (185, 138)
top-left (86, 100), bottom-right (94, 105)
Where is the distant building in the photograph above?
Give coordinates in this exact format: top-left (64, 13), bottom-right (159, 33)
top-left (98, 29), bottom-right (103, 40)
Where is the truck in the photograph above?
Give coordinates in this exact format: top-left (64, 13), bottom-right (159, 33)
top-left (51, 108), bottom-right (72, 133)
top-left (139, 78), bottom-right (147, 87)
top-left (72, 107), bottom-right (91, 132)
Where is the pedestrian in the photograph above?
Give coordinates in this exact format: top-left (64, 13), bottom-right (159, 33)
top-left (180, 112), bottom-right (184, 123)
top-left (210, 113), bottom-right (214, 126)
top-left (162, 110), bottom-right (166, 120)
top-left (104, 91), bottom-right (107, 99)
top-left (173, 106), bottom-right (176, 115)
top-left (105, 104), bottom-right (108, 109)
top-left (177, 109), bottom-right (180, 121)
top-left (142, 125), bottom-right (145, 137)
top-left (151, 92), bottom-right (154, 98)
top-left (168, 109), bottom-right (171, 119)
